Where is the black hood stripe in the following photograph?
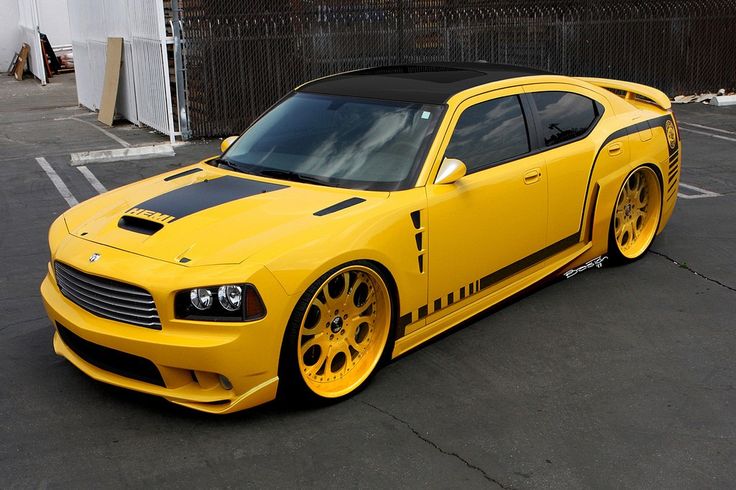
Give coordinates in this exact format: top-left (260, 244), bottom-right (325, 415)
top-left (128, 176), bottom-right (287, 221)
top-left (313, 197), bottom-right (366, 216)
top-left (164, 167), bottom-right (203, 181)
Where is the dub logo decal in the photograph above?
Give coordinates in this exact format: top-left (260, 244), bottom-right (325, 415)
top-left (564, 256), bottom-right (608, 279)
top-left (665, 120), bottom-right (677, 149)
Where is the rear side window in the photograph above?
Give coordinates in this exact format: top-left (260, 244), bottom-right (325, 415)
top-left (445, 95), bottom-right (530, 173)
top-left (532, 91), bottom-right (601, 147)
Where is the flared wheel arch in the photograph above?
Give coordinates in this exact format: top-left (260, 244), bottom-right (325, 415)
top-left (606, 163), bottom-right (664, 263)
top-left (276, 259), bottom-right (400, 403)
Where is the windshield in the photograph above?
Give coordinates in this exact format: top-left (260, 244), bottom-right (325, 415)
top-left (223, 92), bottom-right (443, 191)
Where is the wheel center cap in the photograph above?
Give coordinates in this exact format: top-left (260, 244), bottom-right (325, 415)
top-left (330, 316), bottom-right (343, 333)
top-left (624, 203), bottom-right (633, 217)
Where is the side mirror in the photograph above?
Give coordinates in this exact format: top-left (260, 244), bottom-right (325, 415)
top-left (434, 157), bottom-right (467, 185)
top-left (220, 136), bottom-right (238, 154)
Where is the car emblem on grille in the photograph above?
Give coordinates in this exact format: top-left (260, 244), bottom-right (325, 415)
top-left (89, 253), bottom-right (101, 263)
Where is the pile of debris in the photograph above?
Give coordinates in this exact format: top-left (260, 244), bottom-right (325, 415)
top-left (5, 34), bottom-right (74, 82)
top-left (673, 89), bottom-right (736, 106)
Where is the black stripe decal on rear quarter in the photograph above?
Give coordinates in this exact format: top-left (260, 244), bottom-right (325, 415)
top-left (313, 197), bottom-right (366, 216)
top-left (130, 176), bottom-right (287, 221)
top-left (578, 114), bottom-right (672, 237)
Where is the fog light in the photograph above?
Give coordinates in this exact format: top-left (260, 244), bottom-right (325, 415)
top-left (190, 288), bottom-right (213, 310)
top-left (218, 285), bottom-right (243, 311)
top-left (219, 374), bottom-right (233, 390)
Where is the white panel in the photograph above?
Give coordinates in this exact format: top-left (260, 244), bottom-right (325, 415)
top-left (118, 42), bottom-right (139, 124)
top-left (65, 0), bottom-right (174, 137)
top-left (17, 0), bottom-right (46, 84)
top-left (128, 0), bottom-right (175, 139)
top-left (37, 0), bottom-right (71, 46)
top-left (87, 40), bottom-right (106, 111)
top-left (70, 41), bottom-right (91, 107)
top-left (0, 0), bottom-right (21, 69)
top-left (131, 38), bottom-right (170, 134)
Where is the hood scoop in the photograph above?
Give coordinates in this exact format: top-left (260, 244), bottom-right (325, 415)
top-left (118, 215), bottom-right (165, 235)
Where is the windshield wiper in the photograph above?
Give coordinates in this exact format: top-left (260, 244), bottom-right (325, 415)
top-left (256, 169), bottom-right (332, 187)
top-left (210, 157), bottom-right (247, 174)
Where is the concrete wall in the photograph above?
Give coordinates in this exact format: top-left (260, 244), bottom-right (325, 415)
top-left (0, 0), bottom-right (20, 70)
top-left (0, 0), bottom-right (70, 71)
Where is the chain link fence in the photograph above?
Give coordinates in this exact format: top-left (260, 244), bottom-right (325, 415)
top-left (178, 0), bottom-right (736, 138)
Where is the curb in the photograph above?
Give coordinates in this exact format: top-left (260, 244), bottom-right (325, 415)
top-left (70, 144), bottom-right (176, 166)
top-left (711, 95), bottom-right (736, 107)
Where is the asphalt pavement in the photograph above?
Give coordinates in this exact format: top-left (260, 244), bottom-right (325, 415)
top-left (1, 74), bottom-right (735, 489)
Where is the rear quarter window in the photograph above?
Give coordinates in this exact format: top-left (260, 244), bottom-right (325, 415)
top-left (532, 91), bottom-right (602, 147)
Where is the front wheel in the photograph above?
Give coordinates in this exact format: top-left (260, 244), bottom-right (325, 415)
top-left (279, 262), bottom-right (393, 402)
top-left (609, 166), bottom-right (662, 262)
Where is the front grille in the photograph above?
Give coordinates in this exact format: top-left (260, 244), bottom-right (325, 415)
top-left (56, 323), bottom-right (165, 387)
top-left (54, 261), bottom-right (162, 329)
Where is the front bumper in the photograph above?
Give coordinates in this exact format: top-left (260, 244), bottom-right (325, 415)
top-left (40, 239), bottom-right (293, 414)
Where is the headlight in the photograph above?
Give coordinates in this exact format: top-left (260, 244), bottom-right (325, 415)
top-left (217, 285), bottom-right (242, 311)
top-left (175, 284), bottom-right (265, 322)
top-left (190, 288), bottom-right (213, 310)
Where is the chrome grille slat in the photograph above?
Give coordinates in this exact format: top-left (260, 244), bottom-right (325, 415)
top-left (54, 262), bottom-right (162, 329)
top-left (55, 264), bottom-right (150, 298)
top-left (60, 288), bottom-right (161, 325)
top-left (56, 276), bottom-right (158, 314)
top-left (55, 267), bottom-right (155, 306)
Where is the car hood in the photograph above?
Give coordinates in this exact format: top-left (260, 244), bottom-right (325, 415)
top-left (63, 164), bottom-right (388, 266)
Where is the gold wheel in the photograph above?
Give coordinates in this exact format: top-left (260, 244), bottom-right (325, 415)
top-left (297, 265), bottom-right (391, 398)
top-left (612, 167), bottom-right (662, 259)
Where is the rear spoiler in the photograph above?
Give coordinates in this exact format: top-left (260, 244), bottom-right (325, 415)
top-left (579, 77), bottom-right (671, 111)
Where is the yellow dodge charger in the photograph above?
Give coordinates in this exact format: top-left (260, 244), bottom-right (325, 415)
top-left (41, 63), bottom-right (680, 413)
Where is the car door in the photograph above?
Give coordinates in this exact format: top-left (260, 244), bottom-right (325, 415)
top-left (523, 85), bottom-right (608, 244)
top-left (425, 88), bottom-right (548, 318)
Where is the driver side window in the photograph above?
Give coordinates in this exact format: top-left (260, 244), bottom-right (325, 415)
top-left (445, 95), bottom-right (530, 174)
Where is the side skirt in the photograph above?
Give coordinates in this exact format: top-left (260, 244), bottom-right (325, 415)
top-left (392, 241), bottom-right (592, 358)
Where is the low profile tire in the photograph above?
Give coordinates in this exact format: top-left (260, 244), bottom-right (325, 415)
top-left (278, 262), bottom-right (393, 403)
top-left (608, 166), bottom-right (662, 263)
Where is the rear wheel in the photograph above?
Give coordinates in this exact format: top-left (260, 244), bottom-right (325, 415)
top-left (609, 166), bottom-right (662, 262)
top-left (279, 262), bottom-right (392, 402)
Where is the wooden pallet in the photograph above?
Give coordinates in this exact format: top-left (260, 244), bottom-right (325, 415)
top-left (12, 44), bottom-right (30, 81)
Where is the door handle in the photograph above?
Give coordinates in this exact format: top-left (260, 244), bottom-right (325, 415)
top-left (523, 168), bottom-right (542, 185)
top-left (608, 142), bottom-right (623, 156)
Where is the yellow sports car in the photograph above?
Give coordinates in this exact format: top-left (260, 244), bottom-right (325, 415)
top-left (41, 63), bottom-right (680, 413)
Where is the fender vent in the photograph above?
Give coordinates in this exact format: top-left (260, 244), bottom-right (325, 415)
top-left (411, 210), bottom-right (425, 273)
top-left (118, 215), bottom-right (164, 235)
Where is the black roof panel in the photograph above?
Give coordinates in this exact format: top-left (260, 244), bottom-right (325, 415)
top-left (298, 63), bottom-right (551, 104)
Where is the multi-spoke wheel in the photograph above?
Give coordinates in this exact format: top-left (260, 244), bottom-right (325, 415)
top-left (609, 166), bottom-right (662, 262)
top-left (279, 263), bottom-right (393, 401)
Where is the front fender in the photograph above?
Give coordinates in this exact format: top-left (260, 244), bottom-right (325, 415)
top-left (263, 189), bottom-right (429, 330)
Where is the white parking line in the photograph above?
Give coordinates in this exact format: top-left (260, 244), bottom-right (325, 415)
top-left (77, 166), bottom-right (108, 194)
top-left (678, 126), bottom-right (736, 143)
top-left (678, 182), bottom-right (722, 199)
top-left (67, 117), bottom-right (132, 148)
top-left (678, 121), bottom-right (736, 136)
top-left (35, 157), bottom-right (79, 207)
